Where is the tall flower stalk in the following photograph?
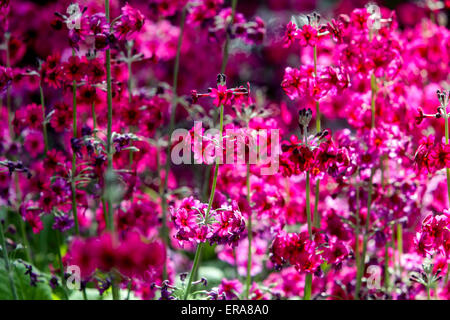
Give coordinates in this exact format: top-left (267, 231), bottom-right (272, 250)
top-left (126, 41), bottom-right (135, 168)
top-left (183, 104), bottom-right (225, 300)
top-left (91, 102), bottom-right (97, 132)
top-left (104, 0), bottom-right (119, 300)
top-left (304, 171), bottom-right (313, 300)
top-left (184, 0), bottom-right (238, 300)
top-left (313, 43), bottom-right (320, 229)
top-left (440, 90), bottom-right (450, 285)
top-left (244, 141), bottom-right (252, 298)
top-left (104, 0), bottom-right (114, 233)
top-left (354, 175), bottom-right (361, 271)
top-left (160, 5), bottom-right (187, 280)
top-left (355, 73), bottom-right (378, 298)
top-left (71, 49), bottom-right (80, 236)
top-left (300, 108), bottom-right (313, 300)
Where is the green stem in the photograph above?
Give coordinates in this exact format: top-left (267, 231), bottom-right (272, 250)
top-left (381, 157), bottom-right (390, 293)
top-left (91, 102), bottom-right (97, 133)
top-left (370, 74), bottom-right (377, 129)
top-left (111, 275), bottom-right (120, 300)
top-left (313, 45), bottom-right (320, 132)
top-left (39, 83), bottom-right (49, 154)
top-left (397, 224), bottom-right (403, 275)
top-left (355, 177), bottom-right (361, 271)
top-left (443, 101), bottom-right (450, 285)
top-left (355, 168), bottom-right (375, 299)
top-left (313, 181), bottom-right (320, 228)
top-left (71, 50), bottom-right (80, 236)
top-left (355, 72), bottom-right (378, 299)
top-left (245, 161), bottom-right (252, 299)
top-left (391, 224), bottom-right (396, 274)
top-left (184, 105), bottom-right (224, 300)
top-left (303, 171), bottom-right (313, 300)
top-left (160, 6), bottom-right (187, 280)
top-left (184, 0), bottom-right (237, 299)
top-left (104, 0), bottom-right (114, 234)
top-left (205, 105), bottom-right (224, 217)
top-left (0, 219), bottom-right (19, 300)
top-left (305, 172), bottom-right (312, 238)
top-left (183, 242), bottom-right (204, 300)
top-left (313, 44), bottom-right (320, 229)
top-left (384, 241), bottom-right (389, 291)
top-left (126, 41), bottom-right (134, 168)
top-left (105, 0), bottom-right (119, 300)
top-left (126, 282), bottom-right (132, 300)
top-left (18, 214), bottom-right (32, 264)
top-left (200, 0), bottom-right (237, 203)
top-left (303, 274), bottom-right (312, 300)
top-left (444, 106), bottom-right (450, 203)
top-left (127, 43), bottom-right (133, 105)
top-left (55, 231), bottom-right (69, 300)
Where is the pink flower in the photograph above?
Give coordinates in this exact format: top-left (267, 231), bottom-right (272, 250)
top-left (63, 56), bottom-right (86, 82)
top-left (218, 279), bottom-right (243, 300)
top-left (281, 67), bottom-right (302, 100)
top-left (416, 212), bottom-right (450, 257)
top-left (283, 21), bottom-right (298, 47)
top-left (350, 8), bottom-right (371, 30)
top-left (0, 66), bottom-right (12, 95)
top-left (20, 204), bottom-right (44, 234)
top-left (115, 4), bottom-right (145, 39)
top-left (172, 207), bottom-right (198, 231)
top-left (67, 232), bottom-right (166, 279)
top-left (24, 131), bottom-right (44, 158)
top-left (429, 142), bottom-right (450, 172)
top-left (210, 84), bottom-right (233, 107)
top-left (323, 240), bottom-right (350, 265)
top-left (297, 25), bottom-right (318, 47)
top-left (270, 231), bottom-right (322, 274)
top-left (169, 197), bottom-right (245, 246)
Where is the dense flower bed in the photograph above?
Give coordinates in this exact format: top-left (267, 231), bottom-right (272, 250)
top-left (0, 0), bottom-right (449, 300)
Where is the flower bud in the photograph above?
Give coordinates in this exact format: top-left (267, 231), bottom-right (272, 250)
top-left (437, 89), bottom-right (449, 108)
top-left (217, 73), bottom-right (226, 86)
top-left (298, 108), bottom-right (312, 128)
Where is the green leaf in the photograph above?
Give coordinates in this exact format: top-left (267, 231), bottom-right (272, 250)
top-left (0, 260), bottom-right (53, 300)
